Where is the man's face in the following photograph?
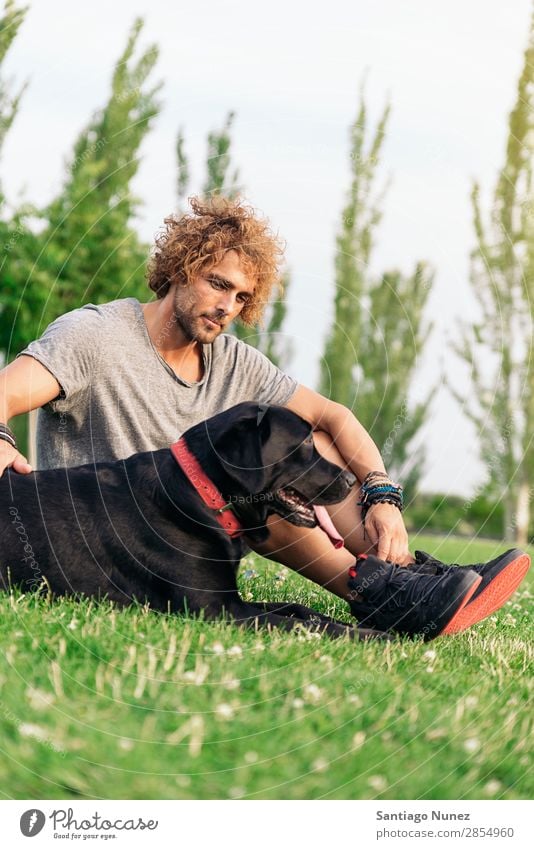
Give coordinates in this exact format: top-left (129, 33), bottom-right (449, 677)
top-left (172, 250), bottom-right (256, 343)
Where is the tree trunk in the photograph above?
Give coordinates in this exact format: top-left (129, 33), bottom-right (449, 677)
top-left (28, 408), bottom-right (37, 468)
top-left (503, 489), bottom-right (516, 543)
top-left (514, 478), bottom-right (530, 546)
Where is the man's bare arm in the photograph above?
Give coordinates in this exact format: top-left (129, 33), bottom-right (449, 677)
top-left (284, 384), bottom-right (386, 480)
top-left (0, 355), bottom-right (61, 475)
top-left (285, 384), bottom-right (410, 562)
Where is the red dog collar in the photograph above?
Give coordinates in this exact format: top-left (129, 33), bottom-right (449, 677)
top-left (170, 437), bottom-right (244, 539)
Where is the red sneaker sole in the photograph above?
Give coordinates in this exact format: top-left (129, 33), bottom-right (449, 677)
top-left (437, 575), bottom-right (482, 637)
top-left (441, 554), bottom-right (531, 635)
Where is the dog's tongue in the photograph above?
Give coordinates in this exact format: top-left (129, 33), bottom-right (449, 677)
top-left (313, 506), bottom-right (344, 549)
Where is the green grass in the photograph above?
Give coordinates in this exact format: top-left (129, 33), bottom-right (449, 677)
top-left (0, 534), bottom-right (532, 800)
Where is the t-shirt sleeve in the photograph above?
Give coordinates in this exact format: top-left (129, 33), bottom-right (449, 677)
top-left (17, 305), bottom-right (102, 407)
top-left (231, 338), bottom-right (298, 406)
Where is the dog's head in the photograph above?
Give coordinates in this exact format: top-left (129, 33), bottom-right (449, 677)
top-left (184, 402), bottom-right (355, 541)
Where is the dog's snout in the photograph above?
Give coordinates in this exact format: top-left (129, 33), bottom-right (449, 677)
top-left (344, 471), bottom-right (357, 489)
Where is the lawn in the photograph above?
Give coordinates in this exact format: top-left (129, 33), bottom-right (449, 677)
top-left (0, 534), bottom-right (532, 800)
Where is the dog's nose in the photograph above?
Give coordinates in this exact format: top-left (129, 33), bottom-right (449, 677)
top-left (344, 471), bottom-right (357, 488)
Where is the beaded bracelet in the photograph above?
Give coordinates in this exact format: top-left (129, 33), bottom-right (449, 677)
top-left (0, 423), bottom-right (17, 450)
top-left (358, 470), bottom-right (403, 522)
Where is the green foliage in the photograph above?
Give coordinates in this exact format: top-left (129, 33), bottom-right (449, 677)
top-left (0, 3), bottom-right (32, 448)
top-left (37, 19), bottom-right (162, 324)
top-left (450, 12), bottom-right (534, 543)
top-left (0, 211), bottom-right (51, 356)
top-left (176, 111), bottom-right (241, 208)
top-left (320, 90), bottom-right (435, 486)
top-left (1, 17), bottom-right (162, 367)
top-left (177, 112), bottom-right (241, 209)
top-left (230, 270), bottom-right (294, 370)
top-left (0, 536), bottom-right (531, 799)
top-left (355, 264), bottom-right (435, 490)
top-left (0, 0), bottom-right (27, 180)
top-left (0, 15), bottom-right (162, 466)
top-left (406, 492), bottom-right (507, 540)
top-left (0, 0), bottom-right (33, 361)
top-left (202, 111), bottom-right (240, 199)
top-left (320, 93), bottom-right (389, 408)
top-left (175, 126), bottom-right (190, 203)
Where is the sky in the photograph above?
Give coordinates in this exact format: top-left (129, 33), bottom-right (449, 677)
top-left (2, 0), bottom-right (532, 496)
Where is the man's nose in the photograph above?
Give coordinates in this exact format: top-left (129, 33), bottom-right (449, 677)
top-left (216, 291), bottom-right (237, 314)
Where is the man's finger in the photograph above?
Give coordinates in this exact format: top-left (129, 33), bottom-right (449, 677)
top-left (376, 538), bottom-right (391, 561)
top-left (12, 455), bottom-right (33, 474)
top-left (363, 519), bottom-right (378, 545)
top-left (389, 551), bottom-right (406, 566)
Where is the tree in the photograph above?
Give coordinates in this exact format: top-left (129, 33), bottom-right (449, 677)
top-left (34, 18), bottom-right (162, 330)
top-left (176, 113), bottom-right (293, 369)
top-left (176, 127), bottom-right (190, 205)
top-left (176, 111), bottom-right (240, 210)
top-left (0, 0), bottom-right (42, 457)
top-left (2, 15), bottom-right (162, 356)
top-left (0, 0), bottom-right (34, 363)
top-left (450, 12), bottom-right (534, 544)
top-left (319, 90), bottom-right (435, 489)
top-left (202, 111), bottom-right (240, 199)
top-left (352, 265), bottom-right (434, 490)
top-left (231, 269), bottom-right (293, 370)
top-left (0, 15), bottom-right (161, 457)
top-left (0, 0), bottom-right (26, 192)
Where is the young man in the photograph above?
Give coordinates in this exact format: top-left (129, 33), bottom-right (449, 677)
top-left (0, 196), bottom-right (528, 637)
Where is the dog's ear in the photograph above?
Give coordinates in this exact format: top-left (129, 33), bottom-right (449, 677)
top-left (256, 403), bottom-right (269, 427)
top-left (213, 409), bottom-right (269, 493)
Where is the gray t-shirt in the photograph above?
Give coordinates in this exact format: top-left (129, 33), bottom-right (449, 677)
top-left (19, 298), bottom-right (298, 469)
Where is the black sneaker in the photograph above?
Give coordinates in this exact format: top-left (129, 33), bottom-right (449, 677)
top-left (347, 554), bottom-right (482, 641)
top-left (409, 549), bottom-right (531, 634)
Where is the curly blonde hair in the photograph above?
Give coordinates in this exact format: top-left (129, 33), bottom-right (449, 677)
top-left (146, 196), bottom-right (285, 326)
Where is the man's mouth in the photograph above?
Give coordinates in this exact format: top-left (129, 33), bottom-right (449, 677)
top-left (202, 316), bottom-right (223, 329)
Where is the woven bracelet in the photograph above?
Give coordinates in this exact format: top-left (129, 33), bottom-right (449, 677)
top-left (358, 470), bottom-right (404, 521)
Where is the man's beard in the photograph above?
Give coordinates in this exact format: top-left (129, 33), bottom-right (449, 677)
top-left (173, 305), bottom-right (202, 342)
top-left (173, 293), bottom-right (223, 343)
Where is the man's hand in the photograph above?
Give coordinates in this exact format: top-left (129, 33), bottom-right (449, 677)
top-left (0, 441), bottom-right (32, 477)
top-left (363, 502), bottom-right (412, 565)
top-left (0, 356), bottom-right (60, 478)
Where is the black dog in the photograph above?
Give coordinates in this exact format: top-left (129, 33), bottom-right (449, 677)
top-left (0, 402), bottom-right (385, 639)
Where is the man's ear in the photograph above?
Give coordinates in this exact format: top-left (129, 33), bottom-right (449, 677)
top-left (214, 419), bottom-right (267, 493)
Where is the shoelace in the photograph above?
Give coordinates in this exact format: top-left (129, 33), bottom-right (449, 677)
top-left (357, 561), bottom-right (438, 611)
top-left (381, 568), bottom-right (430, 610)
top-left (414, 553), bottom-right (465, 572)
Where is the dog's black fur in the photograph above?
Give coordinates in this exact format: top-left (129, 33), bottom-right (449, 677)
top-left (0, 402), bottom-right (385, 639)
